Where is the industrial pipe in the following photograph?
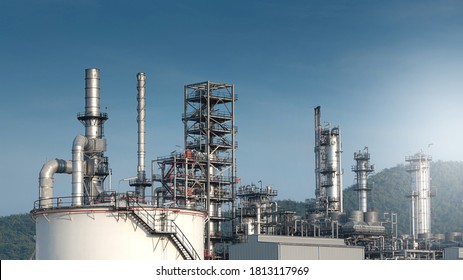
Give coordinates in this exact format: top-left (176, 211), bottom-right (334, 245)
top-left (136, 72), bottom-right (146, 181)
top-left (72, 134), bottom-right (88, 206)
top-left (39, 159), bottom-right (72, 208)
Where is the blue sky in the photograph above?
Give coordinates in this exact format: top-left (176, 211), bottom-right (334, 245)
top-left (1, 0), bottom-right (463, 216)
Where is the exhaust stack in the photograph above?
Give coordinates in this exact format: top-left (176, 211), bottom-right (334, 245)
top-left (130, 72), bottom-right (151, 199)
top-left (77, 68), bottom-right (109, 203)
top-left (137, 72), bottom-right (147, 181)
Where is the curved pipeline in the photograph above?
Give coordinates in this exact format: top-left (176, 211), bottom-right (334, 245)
top-left (39, 159), bottom-right (72, 208)
top-left (72, 134), bottom-right (88, 206)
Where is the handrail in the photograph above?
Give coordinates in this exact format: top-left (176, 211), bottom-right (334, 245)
top-left (171, 220), bottom-right (201, 260)
top-left (130, 200), bottom-right (201, 260)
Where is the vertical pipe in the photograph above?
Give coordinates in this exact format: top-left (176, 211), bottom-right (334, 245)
top-left (315, 106), bottom-right (320, 199)
top-left (314, 106), bottom-right (321, 209)
top-left (136, 73), bottom-right (147, 181)
top-left (255, 204), bottom-right (261, 235)
top-left (337, 130), bottom-right (343, 213)
top-left (72, 135), bottom-right (88, 206)
top-left (205, 81), bottom-right (211, 255)
top-left (231, 83), bottom-right (236, 242)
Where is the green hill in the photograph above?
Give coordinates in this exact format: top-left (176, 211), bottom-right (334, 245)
top-left (0, 213), bottom-right (35, 260)
top-left (343, 161), bottom-right (463, 235)
top-left (277, 161), bottom-right (463, 236)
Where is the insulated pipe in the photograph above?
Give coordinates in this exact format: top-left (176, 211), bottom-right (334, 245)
top-left (39, 159), bottom-right (72, 208)
top-left (84, 68), bottom-right (101, 139)
top-left (72, 134), bottom-right (88, 206)
top-left (314, 106), bottom-right (321, 205)
top-left (136, 72), bottom-right (146, 181)
top-left (254, 203), bottom-right (261, 235)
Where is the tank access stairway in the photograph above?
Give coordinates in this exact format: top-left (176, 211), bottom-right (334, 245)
top-left (128, 203), bottom-right (201, 260)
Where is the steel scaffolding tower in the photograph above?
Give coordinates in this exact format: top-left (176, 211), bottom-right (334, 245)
top-left (153, 81), bottom-right (237, 259)
top-left (183, 81), bottom-right (237, 258)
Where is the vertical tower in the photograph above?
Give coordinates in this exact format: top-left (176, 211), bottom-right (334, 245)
top-left (406, 152), bottom-right (432, 238)
top-left (352, 147), bottom-right (374, 212)
top-left (183, 81), bottom-right (237, 258)
top-left (130, 73), bottom-right (151, 199)
top-left (314, 106), bottom-right (343, 215)
top-left (76, 68), bottom-right (109, 203)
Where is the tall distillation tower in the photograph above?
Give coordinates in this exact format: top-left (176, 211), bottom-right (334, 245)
top-left (406, 152), bottom-right (432, 238)
top-left (314, 106), bottom-right (343, 216)
top-left (352, 147), bottom-right (374, 212)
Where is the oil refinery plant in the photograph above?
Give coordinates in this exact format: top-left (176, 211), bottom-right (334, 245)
top-left (31, 69), bottom-right (463, 260)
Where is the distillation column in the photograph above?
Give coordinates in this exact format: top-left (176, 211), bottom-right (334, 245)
top-left (406, 152), bottom-right (432, 238)
top-left (314, 106), bottom-right (343, 215)
top-left (352, 147), bottom-right (374, 212)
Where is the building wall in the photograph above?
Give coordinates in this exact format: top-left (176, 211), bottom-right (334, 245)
top-left (229, 235), bottom-right (364, 260)
top-left (444, 247), bottom-right (463, 260)
top-left (229, 238), bottom-right (279, 260)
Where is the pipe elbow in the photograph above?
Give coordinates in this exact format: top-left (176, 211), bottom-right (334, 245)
top-left (72, 134), bottom-right (88, 151)
top-left (39, 159), bottom-right (72, 209)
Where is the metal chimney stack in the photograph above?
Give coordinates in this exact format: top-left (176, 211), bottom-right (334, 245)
top-left (79, 69), bottom-right (107, 139)
top-left (76, 68), bottom-right (109, 204)
top-left (130, 72), bottom-right (151, 199)
top-left (137, 72), bottom-right (147, 181)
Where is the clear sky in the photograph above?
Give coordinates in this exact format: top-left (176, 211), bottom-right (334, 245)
top-left (1, 0), bottom-right (463, 216)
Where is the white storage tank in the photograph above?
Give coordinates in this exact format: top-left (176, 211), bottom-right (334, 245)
top-left (33, 204), bottom-right (206, 260)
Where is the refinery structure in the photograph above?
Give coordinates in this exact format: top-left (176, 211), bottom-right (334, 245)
top-left (32, 69), bottom-right (463, 260)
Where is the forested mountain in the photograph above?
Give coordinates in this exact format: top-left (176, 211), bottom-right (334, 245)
top-left (277, 161), bottom-right (463, 235)
top-left (344, 161), bottom-right (463, 235)
top-left (2, 161), bottom-right (463, 259)
top-left (0, 213), bottom-right (35, 260)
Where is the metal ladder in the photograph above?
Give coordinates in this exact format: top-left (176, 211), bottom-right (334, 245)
top-left (128, 203), bottom-right (201, 260)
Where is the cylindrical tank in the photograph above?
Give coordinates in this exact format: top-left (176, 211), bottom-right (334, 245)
top-left (418, 232), bottom-right (432, 240)
top-left (33, 206), bottom-right (206, 260)
top-left (307, 213), bottom-right (323, 222)
top-left (329, 211), bottom-right (341, 221)
top-left (445, 232), bottom-right (460, 242)
top-left (364, 211), bottom-right (378, 225)
top-left (454, 232), bottom-right (463, 241)
top-left (350, 210), bottom-right (364, 223)
top-left (434, 233), bottom-right (445, 241)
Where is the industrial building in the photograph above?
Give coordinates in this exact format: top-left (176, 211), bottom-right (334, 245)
top-left (32, 69), bottom-right (462, 260)
top-left (229, 235), bottom-right (364, 260)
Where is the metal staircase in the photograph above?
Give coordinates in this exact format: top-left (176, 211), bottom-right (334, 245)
top-left (128, 203), bottom-right (201, 260)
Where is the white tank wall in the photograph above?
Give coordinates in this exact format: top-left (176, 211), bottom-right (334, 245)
top-left (34, 207), bottom-right (205, 260)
